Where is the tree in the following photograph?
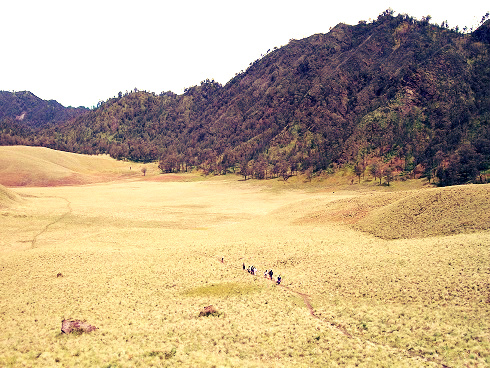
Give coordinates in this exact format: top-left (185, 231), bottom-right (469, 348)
top-left (455, 144), bottom-right (480, 183)
top-left (141, 167), bottom-right (147, 176)
top-left (158, 153), bottom-right (179, 173)
top-left (436, 144), bottom-right (480, 186)
top-left (376, 165), bottom-right (383, 184)
top-left (271, 161), bottom-right (280, 178)
top-left (276, 160), bottom-right (290, 181)
top-left (369, 162), bottom-right (379, 182)
top-left (354, 163), bottom-right (364, 184)
top-left (240, 161), bottom-right (251, 180)
top-left (383, 167), bottom-right (394, 186)
top-left (305, 167), bottom-right (314, 182)
top-left (425, 167), bottom-right (436, 183)
top-left (436, 162), bottom-right (456, 186)
top-left (253, 157), bottom-right (268, 179)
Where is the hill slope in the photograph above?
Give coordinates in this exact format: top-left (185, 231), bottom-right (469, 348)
top-left (0, 183), bottom-right (20, 207)
top-left (2, 12), bottom-right (490, 185)
top-left (0, 91), bottom-right (87, 129)
top-left (356, 184), bottom-right (490, 238)
top-left (298, 183), bottom-right (490, 238)
top-left (0, 146), bottom-right (134, 187)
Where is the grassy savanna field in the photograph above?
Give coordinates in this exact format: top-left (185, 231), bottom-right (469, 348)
top-left (0, 147), bottom-right (489, 367)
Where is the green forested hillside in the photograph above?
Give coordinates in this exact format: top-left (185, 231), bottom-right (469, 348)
top-left (2, 11), bottom-right (490, 185)
top-left (0, 91), bottom-right (87, 128)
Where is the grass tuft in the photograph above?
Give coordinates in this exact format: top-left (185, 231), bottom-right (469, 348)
top-left (144, 347), bottom-right (177, 360)
top-left (183, 282), bottom-right (262, 298)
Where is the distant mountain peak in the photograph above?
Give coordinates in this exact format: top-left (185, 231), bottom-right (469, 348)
top-left (0, 91), bottom-right (88, 128)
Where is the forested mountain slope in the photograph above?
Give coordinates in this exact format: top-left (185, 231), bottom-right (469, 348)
top-left (2, 11), bottom-right (490, 185)
top-left (0, 91), bottom-right (87, 128)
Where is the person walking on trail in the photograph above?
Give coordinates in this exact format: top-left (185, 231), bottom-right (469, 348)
top-left (269, 269), bottom-right (273, 280)
top-left (264, 270), bottom-right (268, 278)
top-left (277, 275), bottom-right (282, 285)
top-left (243, 263), bottom-right (246, 270)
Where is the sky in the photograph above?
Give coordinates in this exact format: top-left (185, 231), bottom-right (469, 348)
top-left (1, 0), bottom-right (488, 108)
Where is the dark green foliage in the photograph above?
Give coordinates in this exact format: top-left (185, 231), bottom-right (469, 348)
top-left (436, 144), bottom-right (482, 186)
top-left (0, 91), bottom-right (87, 129)
top-left (2, 12), bottom-right (490, 186)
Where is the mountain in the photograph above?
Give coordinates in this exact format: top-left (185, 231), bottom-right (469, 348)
top-left (2, 11), bottom-right (490, 186)
top-left (0, 91), bottom-right (88, 129)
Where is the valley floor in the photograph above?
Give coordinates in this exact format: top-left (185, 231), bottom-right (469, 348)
top-left (0, 176), bottom-right (489, 367)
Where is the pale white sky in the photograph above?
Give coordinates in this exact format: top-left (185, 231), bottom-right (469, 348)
top-left (1, 0), bottom-right (488, 108)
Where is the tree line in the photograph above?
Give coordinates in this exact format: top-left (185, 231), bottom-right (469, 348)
top-left (1, 11), bottom-right (490, 186)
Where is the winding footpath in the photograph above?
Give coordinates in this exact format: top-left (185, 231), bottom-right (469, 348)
top-left (220, 257), bottom-right (451, 368)
top-left (30, 196), bottom-right (72, 249)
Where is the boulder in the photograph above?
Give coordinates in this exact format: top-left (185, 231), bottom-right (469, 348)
top-left (61, 319), bottom-right (98, 334)
top-left (199, 305), bottom-right (220, 317)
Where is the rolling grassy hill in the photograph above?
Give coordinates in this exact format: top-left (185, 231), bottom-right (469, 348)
top-left (0, 184), bottom-right (19, 207)
top-left (297, 183), bottom-right (490, 238)
top-left (0, 146), bottom-right (144, 187)
top-left (356, 184), bottom-right (490, 238)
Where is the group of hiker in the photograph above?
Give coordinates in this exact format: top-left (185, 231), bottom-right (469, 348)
top-left (243, 263), bottom-right (282, 284)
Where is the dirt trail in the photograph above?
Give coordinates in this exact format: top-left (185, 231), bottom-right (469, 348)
top-left (217, 257), bottom-right (451, 367)
top-left (30, 196), bottom-right (72, 248)
top-left (277, 283), bottom-right (354, 338)
top-left (281, 283), bottom-right (449, 366)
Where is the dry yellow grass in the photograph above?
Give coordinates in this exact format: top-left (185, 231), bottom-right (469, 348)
top-left (297, 184), bottom-right (490, 239)
top-left (356, 184), bottom-right (490, 238)
top-left (0, 184), bottom-right (20, 208)
top-left (0, 145), bottom-right (154, 187)
top-left (0, 146), bottom-right (489, 367)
